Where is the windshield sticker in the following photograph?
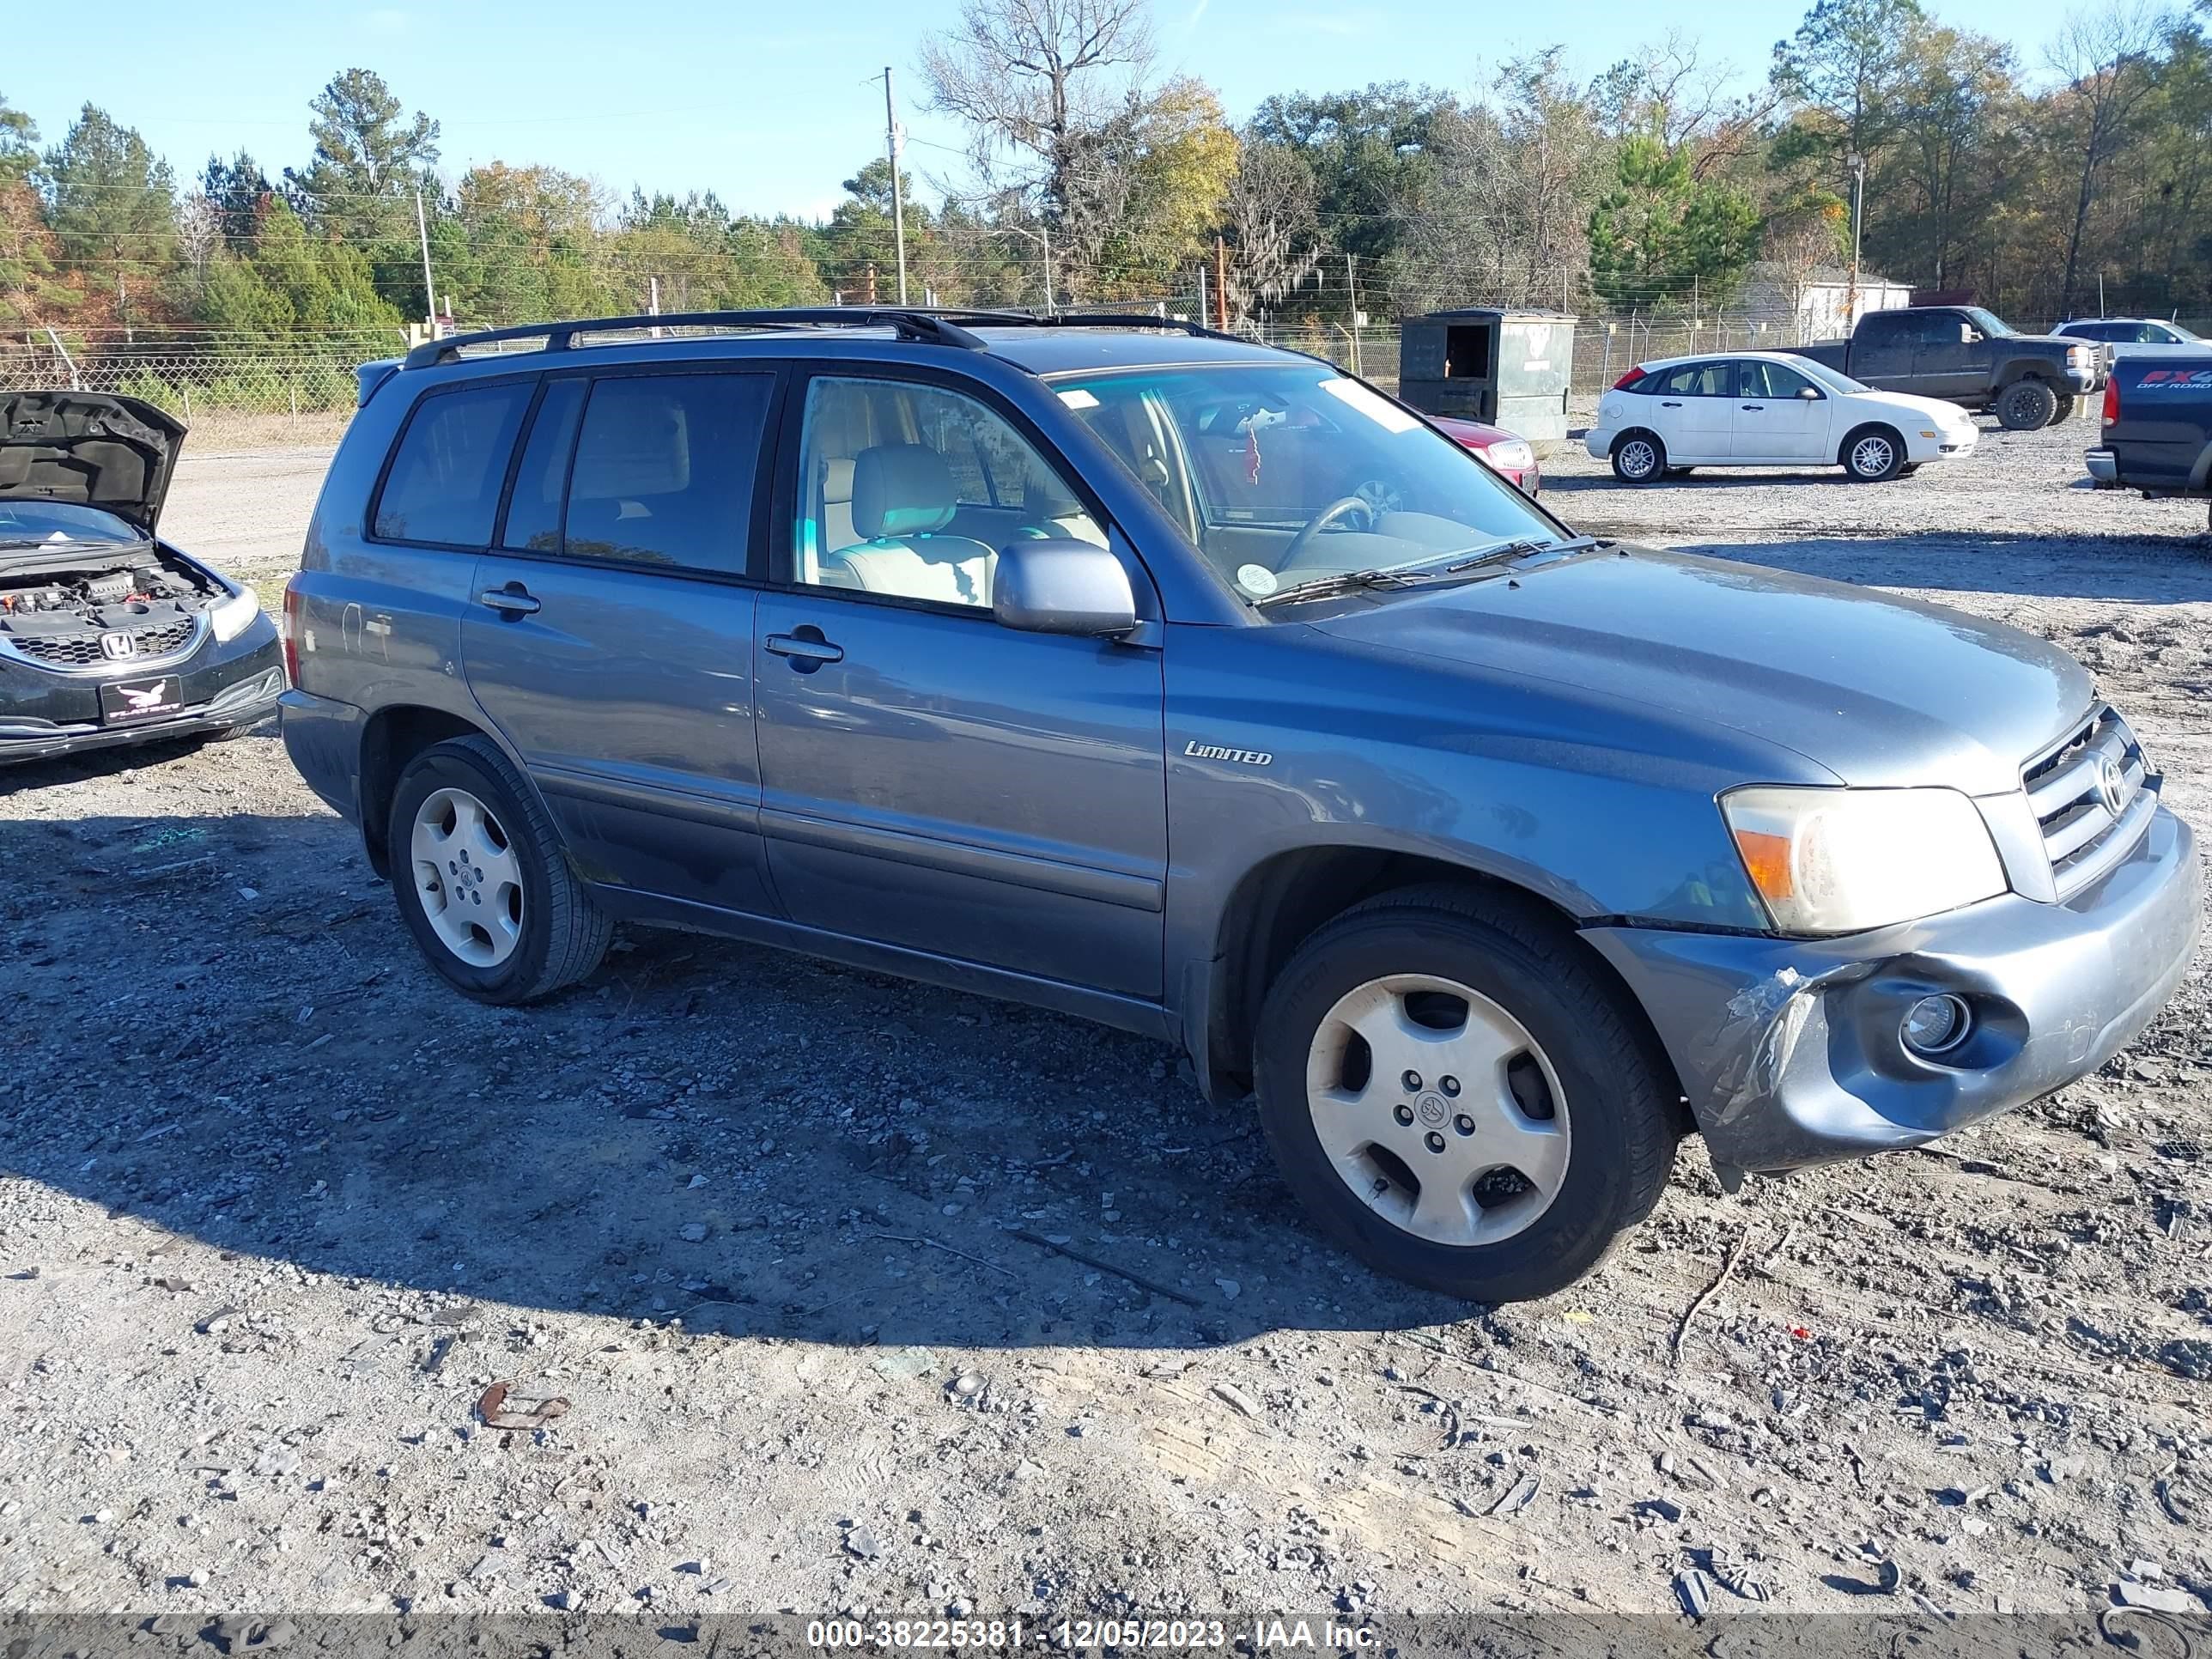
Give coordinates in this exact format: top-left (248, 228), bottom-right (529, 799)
top-left (1056, 387), bottom-right (1101, 409)
top-left (1236, 563), bottom-right (1279, 597)
top-left (1319, 377), bottom-right (1419, 433)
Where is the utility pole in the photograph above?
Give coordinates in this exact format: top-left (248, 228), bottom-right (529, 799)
top-left (1195, 259), bottom-right (1208, 329)
top-left (1844, 151), bottom-right (1866, 325)
top-left (648, 275), bottom-right (661, 339)
top-left (882, 67), bottom-right (908, 307)
top-left (1212, 236), bottom-right (1230, 331)
top-left (414, 188), bottom-right (437, 335)
top-left (1345, 253), bottom-right (1362, 377)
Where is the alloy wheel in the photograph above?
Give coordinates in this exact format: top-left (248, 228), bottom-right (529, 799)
top-left (1302, 973), bottom-right (1571, 1247)
top-left (410, 786), bottom-right (526, 967)
top-left (1618, 440), bottom-right (1656, 479)
top-left (1850, 434), bottom-right (1895, 477)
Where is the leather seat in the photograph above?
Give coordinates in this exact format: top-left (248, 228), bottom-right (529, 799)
top-left (819, 444), bottom-right (995, 606)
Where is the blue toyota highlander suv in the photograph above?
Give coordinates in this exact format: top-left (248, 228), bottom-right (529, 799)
top-left (280, 308), bottom-right (2200, 1301)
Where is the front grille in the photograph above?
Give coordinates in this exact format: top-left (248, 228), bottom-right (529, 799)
top-left (8, 616), bottom-right (199, 669)
top-left (2024, 705), bottom-right (2152, 899)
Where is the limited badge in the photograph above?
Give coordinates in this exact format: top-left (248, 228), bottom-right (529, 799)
top-left (1237, 563), bottom-right (1279, 597)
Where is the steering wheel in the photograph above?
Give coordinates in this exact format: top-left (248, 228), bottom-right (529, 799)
top-left (1278, 495), bottom-right (1374, 568)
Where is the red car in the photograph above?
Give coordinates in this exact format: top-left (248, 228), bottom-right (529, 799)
top-left (1431, 415), bottom-right (1540, 495)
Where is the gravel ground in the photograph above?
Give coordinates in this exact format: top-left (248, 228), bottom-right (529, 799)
top-left (2, 411), bottom-right (2209, 1640)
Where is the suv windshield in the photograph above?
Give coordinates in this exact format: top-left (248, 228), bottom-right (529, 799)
top-left (1048, 362), bottom-right (1562, 608)
top-left (0, 501), bottom-right (144, 550)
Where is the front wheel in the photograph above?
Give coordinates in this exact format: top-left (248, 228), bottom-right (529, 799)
top-left (388, 734), bottom-right (612, 1004)
top-left (1843, 425), bottom-right (1905, 482)
top-left (2051, 394), bottom-right (2077, 423)
top-left (1611, 431), bottom-right (1666, 483)
top-left (1998, 379), bottom-right (2059, 430)
top-left (1254, 886), bottom-right (1679, 1301)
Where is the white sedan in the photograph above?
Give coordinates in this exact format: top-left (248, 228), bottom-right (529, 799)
top-left (1585, 350), bottom-right (1980, 483)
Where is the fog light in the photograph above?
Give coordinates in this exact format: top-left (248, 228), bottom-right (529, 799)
top-left (1902, 994), bottom-right (1971, 1056)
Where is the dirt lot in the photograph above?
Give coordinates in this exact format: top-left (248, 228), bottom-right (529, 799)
top-left (3, 413), bottom-right (2209, 1644)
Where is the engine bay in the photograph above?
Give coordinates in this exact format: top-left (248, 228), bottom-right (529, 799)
top-left (0, 546), bottom-right (222, 655)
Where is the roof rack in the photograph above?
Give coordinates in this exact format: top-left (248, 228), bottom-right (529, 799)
top-left (400, 305), bottom-right (1246, 369)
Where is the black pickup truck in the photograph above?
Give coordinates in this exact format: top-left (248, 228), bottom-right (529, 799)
top-left (1796, 305), bottom-right (2100, 430)
top-left (2087, 354), bottom-right (2212, 527)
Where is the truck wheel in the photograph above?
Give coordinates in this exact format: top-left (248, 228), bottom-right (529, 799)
top-left (2051, 395), bottom-right (2077, 423)
top-left (1842, 425), bottom-right (1905, 482)
top-left (1998, 380), bottom-right (2058, 431)
top-left (388, 733), bottom-right (612, 1005)
top-left (1254, 885), bottom-right (1679, 1302)
top-left (1611, 431), bottom-right (1665, 483)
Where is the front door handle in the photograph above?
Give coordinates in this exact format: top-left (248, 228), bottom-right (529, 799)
top-left (1741, 403), bottom-right (1765, 410)
top-left (478, 584), bottom-right (540, 617)
top-left (1660, 400), bottom-right (1683, 408)
top-left (765, 630), bottom-right (844, 670)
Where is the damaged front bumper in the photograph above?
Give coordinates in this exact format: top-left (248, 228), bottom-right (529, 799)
top-left (1583, 802), bottom-right (2199, 1176)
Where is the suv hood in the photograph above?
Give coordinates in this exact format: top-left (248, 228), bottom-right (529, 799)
top-left (1314, 544), bottom-right (2094, 795)
top-left (0, 391), bottom-right (185, 535)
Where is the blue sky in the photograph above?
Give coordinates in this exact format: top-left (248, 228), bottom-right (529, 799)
top-left (16, 0), bottom-right (2081, 220)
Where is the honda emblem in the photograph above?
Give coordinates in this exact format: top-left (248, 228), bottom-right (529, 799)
top-left (99, 631), bottom-right (137, 660)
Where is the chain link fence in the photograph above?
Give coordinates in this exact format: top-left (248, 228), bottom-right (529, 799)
top-left (9, 311), bottom-right (2027, 451)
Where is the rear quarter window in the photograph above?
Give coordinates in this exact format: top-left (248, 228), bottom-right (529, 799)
top-left (374, 382), bottom-right (532, 547)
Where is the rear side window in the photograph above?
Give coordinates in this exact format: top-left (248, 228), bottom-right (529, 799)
top-left (561, 373), bottom-right (774, 572)
top-left (1856, 313), bottom-right (1911, 348)
top-left (374, 382), bottom-right (532, 546)
top-left (1654, 362), bottom-right (1729, 397)
top-left (500, 378), bottom-right (587, 552)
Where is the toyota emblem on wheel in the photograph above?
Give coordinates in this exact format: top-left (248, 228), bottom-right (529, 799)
top-left (99, 631), bottom-right (137, 660)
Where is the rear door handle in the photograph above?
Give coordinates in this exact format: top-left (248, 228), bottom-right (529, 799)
top-left (1661, 400), bottom-right (1683, 408)
top-left (1741, 404), bottom-right (1765, 410)
top-left (478, 585), bottom-right (540, 617)
top-left (765, 631), bottom-right (844, 668)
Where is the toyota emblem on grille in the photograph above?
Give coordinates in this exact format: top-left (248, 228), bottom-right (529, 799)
top-left (2095, 755), bottom-right (2129, 817)
top-left (99, 631), bottom-right (137, 660)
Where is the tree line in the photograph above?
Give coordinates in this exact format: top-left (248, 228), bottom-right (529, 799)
top-left (3, 0), bottom-right (2209, 359)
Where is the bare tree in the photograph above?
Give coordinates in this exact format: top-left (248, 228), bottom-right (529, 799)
top-left (920, 0), bottom-right (1156, 220)
top-left (2048, 0), bottom-right (2169, 316)
top-left (1219, 138), bottom-right (1321, 322)
top-left (1760, 211), bottom-right (1844, 340)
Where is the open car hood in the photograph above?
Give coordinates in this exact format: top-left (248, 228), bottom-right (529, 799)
top-left (0, 391), bottom-right (185, 535)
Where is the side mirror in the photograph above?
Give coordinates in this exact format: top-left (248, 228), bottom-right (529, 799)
top-left (1797, 386), bottom-right (1822, 400)
top-left (993, 539), bottom-right (1138, 637)
top-left (1960, 325), bottom-right (1979, 343)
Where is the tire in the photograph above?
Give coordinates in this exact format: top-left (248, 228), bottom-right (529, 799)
top-left (1841, 424), bottom-right (1905, 482)
top-left (1611, 430), bottom-right (1666, 483)
top-left (387, 733), bottom-right (611, 1004)
top-left (1253, 884), bottom-right (1680, 1302)
top-left (2051, 394), bottom-right (2076, 423)
top-left (1997, 379), bottom-right (2058, 431)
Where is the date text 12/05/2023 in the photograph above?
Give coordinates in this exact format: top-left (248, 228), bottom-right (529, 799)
top-left (805, 1618), bottom-right (1380, 1650)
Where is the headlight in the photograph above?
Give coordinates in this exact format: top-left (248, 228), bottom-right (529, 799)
top-left (1721, 786), bottom-right (2006, 935)
top-left (1480, 439), bottom-right (1534, 471)
top-left (210, 585), bottom-right (262, 642)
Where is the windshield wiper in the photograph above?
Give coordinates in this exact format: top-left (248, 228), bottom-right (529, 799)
top-left (1251, 535), bottom-right (1603, 611)
top-left (1251, 561), bottom-right (1436, 610)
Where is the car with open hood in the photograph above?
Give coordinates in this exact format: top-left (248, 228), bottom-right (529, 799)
top-left (280, 308), bottom-right (2197, 1302)
top-left (1, 391), bottom-right (283, 769)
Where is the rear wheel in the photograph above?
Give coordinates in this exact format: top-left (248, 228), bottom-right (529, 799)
top-left (1254, 886), bottom-right (1679, 1301)
top-left (1998, 379), bottom-right (2059, 431)
top-left (1611, 431), bottom-right (1666, 483)
top-left (2051, 394), bottom-right (2077, 423)
top-left (388, 734), bottom-right (611, 1004)
top-left (1842, 425), bottom-right (1905, 482)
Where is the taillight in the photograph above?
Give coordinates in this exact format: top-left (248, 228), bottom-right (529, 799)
top-left (2102, 374), bottom-right (2119, 426)
top-left (282, 578), bottom-right (302, 684)
top-left (1613, 366), bottom-right (1647, 390)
